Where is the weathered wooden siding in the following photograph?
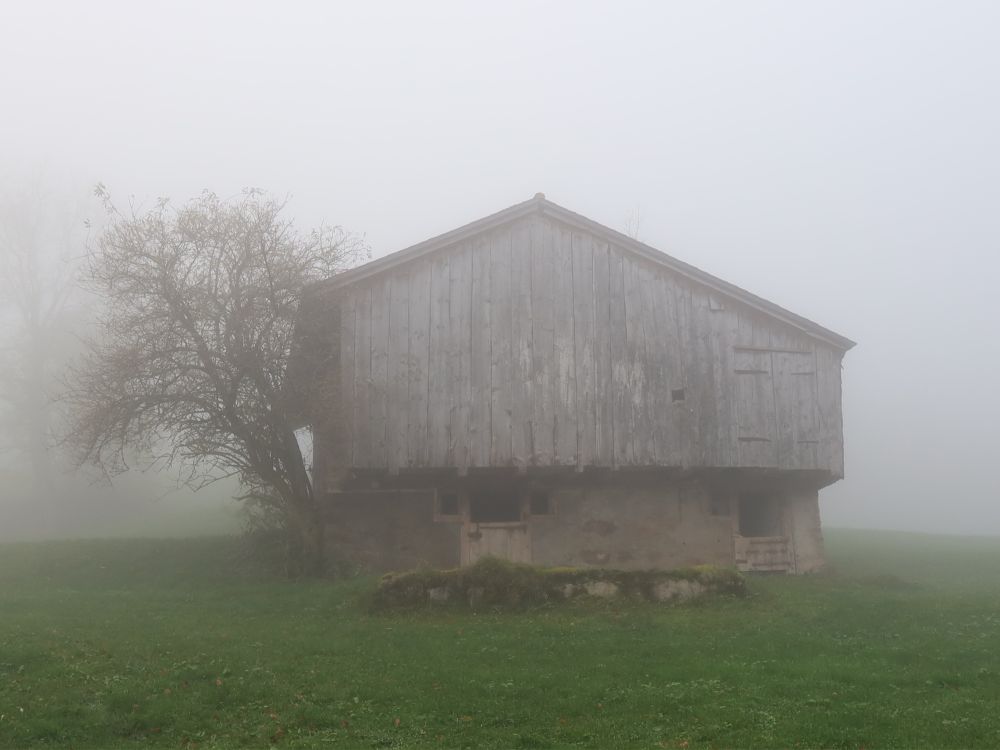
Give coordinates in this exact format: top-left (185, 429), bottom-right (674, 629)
top-left (332, 214), bottom-right (845, 476)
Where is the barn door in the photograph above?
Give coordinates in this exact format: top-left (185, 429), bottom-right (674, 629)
top-left (771, 351), bottom-right (819, 469)
top-left (461, 491), bottom-right (531, 565)
top-left (733, 349), bottom-right (778, 466)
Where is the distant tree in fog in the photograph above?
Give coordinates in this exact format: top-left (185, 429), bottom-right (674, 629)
top-left (623, 206), bottom-right (641, 241)
top-left (0, 181), bottom-right (87, 505)
top-left (67, 188), bottom-right (365, 575)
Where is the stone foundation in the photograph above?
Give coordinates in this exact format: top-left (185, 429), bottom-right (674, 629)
top-left (323, 471), bottom-right (826, 574)
top-left (371, 558), bottom-right (747, 610)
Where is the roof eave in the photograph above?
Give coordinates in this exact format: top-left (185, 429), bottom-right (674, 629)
top-left (308, 194), bottom-right (541, 295)
top-left (538, 201), bottom-right (857, 352)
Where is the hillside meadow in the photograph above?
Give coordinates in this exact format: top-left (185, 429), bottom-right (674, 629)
top-left (2, 529), bottom-right (1000, 749)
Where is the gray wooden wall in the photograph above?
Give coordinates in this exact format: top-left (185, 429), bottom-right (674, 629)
top-left (330, 214), bottom-right (845, 476)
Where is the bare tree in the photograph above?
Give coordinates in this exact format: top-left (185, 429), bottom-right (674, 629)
top-left (624, 206), bottom-right (641, 241)
top-left (0, 180), bottom-right (86, 507)
top-left (67, 188), bottom-right (365, 575)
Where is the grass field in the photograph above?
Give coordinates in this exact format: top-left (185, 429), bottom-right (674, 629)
top-left (2, 529), bottom-right (1000, 749)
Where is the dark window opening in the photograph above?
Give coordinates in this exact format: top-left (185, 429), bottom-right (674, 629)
top-left (671, 388), bottom-right (686, 403)
top-left (529, 491), bottom-right (551, 516)
top-left (738, 493), bottom-right (781, 537)
top-left (438, 492), bottom-right (459, 517)
top-left (469, 492), bottom-right (522, 523)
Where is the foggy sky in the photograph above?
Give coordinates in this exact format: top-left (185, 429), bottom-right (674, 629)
top-left (2, 1), bottom-right (998, 535)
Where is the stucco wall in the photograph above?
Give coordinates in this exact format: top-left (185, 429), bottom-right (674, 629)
top-left (324, 475), bottom-right (826, 574)
top-left (531, 482), bottom-right (735, 570)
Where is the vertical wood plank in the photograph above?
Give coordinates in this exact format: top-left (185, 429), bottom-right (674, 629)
top-left (636, 262), bottom-right (667, 463)
top-left (622, 254), bottom-right (652, 463)
top-left (704, 298), bottom-right (734, 467)
top-left (647, 268), bottom-right (682, 464)
top-left (688, 288), bottom-right (718, 466)
top-left (733, 308), bottom-right (755, 348)
top-left (387, 271), bottom-right (410, 472)
top-left (671, 278), bottom-right (696, 468)
top-left (572, 230), bottom-right (597, 467)
top-left (449, 242), bottom-right (473, 471)
top-left (510, 217), bottom-right (533, 469)
top-left (752, 313), bottom-right (774, 350)
top-left (368, 277), bottom-right (390, 468)
top-left (771, 350), bottom-right (795, 469)
top-left (352, 286), bottom-right (372, 469)
top-left (529, 216), bottom-right (555, 465)
top-left (407, 262), bottom-right (431, 467)
top-left (469, 233), bottom-right (492, 467)
top-left (815, 345), bottom-right (845, 477)
top-left (552, 222), bottom-right (577, 465)
top-left (427, 251), bottom-right (451, 466)
top-left (591, 237), bottom-right (614, 465)
top-left (335, 293), bottom-right (356, 468)
top-left (490, 225), bottom-right (513, 465)
top-left (716, 303), bottom-right (742, 467)
top-left (767, 324), bottom-right (799, 352)
top-left (609, 247), bottom-right (630, 467)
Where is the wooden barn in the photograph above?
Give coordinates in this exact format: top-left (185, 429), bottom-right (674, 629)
top-left (289, 194), bottom-right (854, 574)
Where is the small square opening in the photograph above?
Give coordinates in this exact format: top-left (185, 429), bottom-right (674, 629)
top-left (738, 493), bottom-right (781, 537)
top-left (469, 492), bottom-right (522, 523)
top-left (529, 491), bottom-right (551, 516)
top-left (671, 388), bottom-right (686, 403)
top-left (438, 492), bottom-right (460, 517)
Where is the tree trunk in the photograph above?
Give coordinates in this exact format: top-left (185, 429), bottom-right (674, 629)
top-left (25, 345), bottom-right (55, 517)
top-left (285, 501), bottom-right (325, 577)
top-left (279, 425), bottom-right (325, 577)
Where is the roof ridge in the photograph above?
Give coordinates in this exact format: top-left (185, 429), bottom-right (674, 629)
top-left (311, 194), bottom-right (855, 351)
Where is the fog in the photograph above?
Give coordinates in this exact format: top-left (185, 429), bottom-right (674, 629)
top-left (1, 1), bottom-right (998, 537)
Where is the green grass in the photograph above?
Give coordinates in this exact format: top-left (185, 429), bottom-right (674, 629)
top-left (2, 529), bottom-right (1000, 748)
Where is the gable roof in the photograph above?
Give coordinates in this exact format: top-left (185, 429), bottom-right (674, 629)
top-left (313, 193), bottom-right (856, 351)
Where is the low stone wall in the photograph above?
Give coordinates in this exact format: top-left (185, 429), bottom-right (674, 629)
top-left (371, 557), bottom-right (746, 611)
